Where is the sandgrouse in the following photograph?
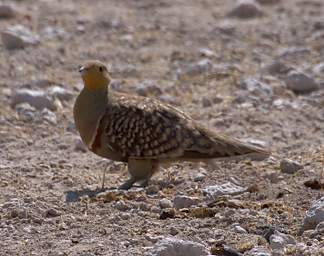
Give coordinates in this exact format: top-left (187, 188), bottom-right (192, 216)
top-left (73, 60), bottom-right (270, 190)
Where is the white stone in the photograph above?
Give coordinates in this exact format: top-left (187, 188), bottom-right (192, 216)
top-left (203, 182), bottom-right (246, 202)
top-left (173, 195), bottom-right (199, 209)
top-left (269, 230), bottom-right (296, 250)
top-left (48, 86), bottom-right (73, 101)
top-left (285, 71), bottom-right (319, 94)
top-left (11, 89), bottom-right (56, 111)
top-left (2, 25), bottom-right (40, 50)
top-left (302, 196), bottom-right (324, 231)
top-left (151, 237), bottom-right (210, 256)
top-left (245, 246), bottom-right (271, 256)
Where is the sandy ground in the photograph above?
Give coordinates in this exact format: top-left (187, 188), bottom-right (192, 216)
top-left (0, 0), bottom-right (324, 255)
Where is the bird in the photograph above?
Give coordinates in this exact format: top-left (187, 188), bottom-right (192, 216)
top-left (73, 60), bottom-right (270, 190)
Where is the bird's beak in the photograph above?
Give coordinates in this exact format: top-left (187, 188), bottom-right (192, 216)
top-left (78, 65), bottom-right (85, 74)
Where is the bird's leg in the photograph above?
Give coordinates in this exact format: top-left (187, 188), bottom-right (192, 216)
top-left (101, 163), bottom-right (109, 190)
top-left (119, 159), bottom-right (159, 190)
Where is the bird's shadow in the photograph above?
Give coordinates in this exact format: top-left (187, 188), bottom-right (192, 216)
top-left (65, 187), bottom-right (110, 202)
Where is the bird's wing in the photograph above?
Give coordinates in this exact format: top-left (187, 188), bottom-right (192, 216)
top-left (99, 92), bottom-right (269, 160)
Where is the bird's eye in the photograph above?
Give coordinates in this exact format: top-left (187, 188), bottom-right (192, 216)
top-left (99, 66), bottom-right (104, 72)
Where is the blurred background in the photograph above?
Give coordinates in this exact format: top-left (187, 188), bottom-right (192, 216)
top-left (0, 0), bottom-right (324, 255)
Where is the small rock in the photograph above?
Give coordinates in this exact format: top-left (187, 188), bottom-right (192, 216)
top-left (228, 0), bottom-right (263, 19)
top-left (45, 208), bottom-right (61, 218)
top-left (0, 4), bottom-right (16, 19)
top-left (41, 26), bottom-right (67, 39)
top-left (245, 246), bottom-right (271, 256)
top-left (256, 0), bottom-right (281, 4)
top-left (203, 182), bottom-right (246, 202)
top-left (301, 196), bottom-right (324, 232)
top-left (233, 225), bottom-right (247, 234)
top-left (269, 230), bottom-right (296, 251)
top-left (41, 109), bottom-right (57, 124)
top-left (115, 200), bottom-right (130, 211)
top-left (146, 184), bottom-right (160, 194)
top-left (284, 71), bottom-right (319, 94)
top-left (48, 86), bottom-right (73, 101)
top-left (2, 25), bottom-right (40, 50)
top-left (240, 77), bottom-right (273, 97)
top-left (199, 48), bottom-right (215, 58)
top-left (304, 179), bottom-right (324, 190)
top-left (193, 172), bottom-right (206, 182)
top-left (280, 159), bottom-right (303, 174)
top-left (15, 103), bottom-right (36, 121)
top-left (313, 62), bottom-right (324, 74)
top-left (160, 208), bottom-right (176, 220)
top-left (169, 227), bottom-right (179, 236)
top-left (264, 60), bottom-right (292, 76)
top-left (159, 198), bottom-right (173, 209)
top-left (173, 195), bottom-right (200, 209)
top-left (11, 89), bottom-right (56, 111)
top-left (151, 237), bottom-right (210, 256)
top-left (279, 47), bottom-right (311, 59)
top-left (315, 221), bottom-right (324, 234)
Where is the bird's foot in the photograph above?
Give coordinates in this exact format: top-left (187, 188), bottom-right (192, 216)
top-left (118, 178), bottom-right (136, 190)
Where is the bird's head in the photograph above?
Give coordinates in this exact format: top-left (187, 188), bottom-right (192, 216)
top-left (78, 60), bottom-right (111, 90)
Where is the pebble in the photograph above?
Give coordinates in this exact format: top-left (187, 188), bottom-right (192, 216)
top-left (2, 25), bottom-right (40, 50)
top-left (233, 225), bottom-right (247, 234)
top-left (198, 48), bottom-right (215, 58)
top-left (193, 172), bottom-right (206, 182)
top-left (240, 77), bottom-right (273, 97)
top-left (264, 60), bottom-right (292, 76)
top-left (269, 230), bottom-right (296, 251)
top-left (256, 0), bottom-right (281, 4)
top-left (312, 62), bottom-right (324, 74)
top-left (280, 159), bottom-right (303, 174)
top-left (41, 109), bottom-right (57, 124)
top-left (245, 246), bottom-right (271, 256)
top-left (45, 208), bottom-right (61, 218)
top-left (284, 70), bottom-right (319, 94)
top-left (169, 227), bottom-right (179, 236)
top-left (315, 221), bottom-right (324, 234)
top-left (15, 103), bottom-right (36, 121)
top-left (159, 198), bottom-right (173, 209)
top-left (11, 89), bottom-right (56, 111)
top-left (0, 4), bottom-right (16, 19)
top-left (301, 196), bottom-right (324, 232)
top-left (203, 182), bottom-right (246, 202)
top-left (41, 26), bottom-right (67, 39)
top-left (48, 86), bottom-right (74, 102)
top-left (228, 0), bottom-right (263, 19)
top-left (115, 200), bottom-right (130, 211)
top-left (151, 237), bottom-right (210, 256)
top-left (173, 195), bottom-right (200, 209)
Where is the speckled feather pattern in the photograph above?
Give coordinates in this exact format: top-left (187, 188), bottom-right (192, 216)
top-left (92, 91), bottom-right (266, 161)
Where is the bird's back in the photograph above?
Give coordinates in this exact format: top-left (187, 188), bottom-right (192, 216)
top-left (94, 91), bottom-right (270, 162)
